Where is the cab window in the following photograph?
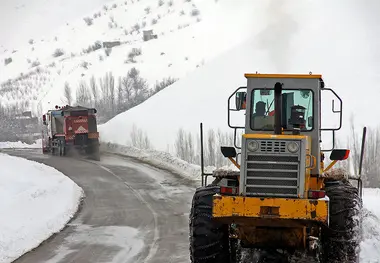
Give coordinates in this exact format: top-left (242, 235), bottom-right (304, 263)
top-left (250, 89), bottom-right (314, 131)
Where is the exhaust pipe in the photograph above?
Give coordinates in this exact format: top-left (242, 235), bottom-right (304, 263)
top-left (274, 82), bottom-right (283, 135)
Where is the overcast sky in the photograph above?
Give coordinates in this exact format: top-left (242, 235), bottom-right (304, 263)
top-left (0, 0), bottom-right (113, 50)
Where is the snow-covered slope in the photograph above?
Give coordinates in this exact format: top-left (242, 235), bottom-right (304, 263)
top-left (0, 0), bottom-right (115, 51)
top-left (0, 153), bottom-right (83, 263)
top-left (99, 0), bottom-right (379, 152)
top-left (100, 37), bottom-right (263, 151)
top-left (0, 0), bottom-right (266, 115)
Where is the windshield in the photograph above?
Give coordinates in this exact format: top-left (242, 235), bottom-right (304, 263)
top-left (250, 89), bottom-right (314, 131)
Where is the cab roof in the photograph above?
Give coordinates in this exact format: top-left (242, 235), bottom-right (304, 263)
top-left (244, 73), bottom-right (322, 79)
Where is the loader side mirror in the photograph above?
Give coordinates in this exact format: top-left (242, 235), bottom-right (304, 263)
top-left (221, 146), bottom-right (237, 158)
top-left (235, 92), bottom-right (247, 111)
top-left (42, 115), bottom-right (47, 125)
top-left (330, 149), bottom-right (350, 160)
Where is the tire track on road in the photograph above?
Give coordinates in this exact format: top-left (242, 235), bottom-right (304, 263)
top-left (95, 163), bottom-right (160, 263)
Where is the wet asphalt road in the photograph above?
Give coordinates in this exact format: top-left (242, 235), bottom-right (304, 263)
top-left (2, 149), bottom-right (197, 263)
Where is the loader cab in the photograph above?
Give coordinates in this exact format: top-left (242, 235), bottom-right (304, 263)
top-left (234, 75), bottom-right (321, 135)
top-left (232, 74), bottom-right (343, 153)
top-left (228, 73), bottom-right (343, 197)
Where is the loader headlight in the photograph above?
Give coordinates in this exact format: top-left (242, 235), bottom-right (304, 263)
top-left (287, 141), bottom-right (299, 153)
top-left (247, 140), bottom-right (259, 152)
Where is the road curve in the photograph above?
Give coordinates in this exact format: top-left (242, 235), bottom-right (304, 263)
top-left (3, 149), bottom-right (196, 263)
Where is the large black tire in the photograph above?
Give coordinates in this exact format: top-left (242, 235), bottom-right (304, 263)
top-left (59, 144), bottom-right (65, 156)
top-left (229, 239), bottom-right (242, 263)
top-left (189, 185), bottom-right (231, 263)
top-left (322, 179), bottom-right (362, 263)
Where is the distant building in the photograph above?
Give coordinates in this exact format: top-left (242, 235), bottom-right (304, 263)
top-left (143, 30), bottom-right (158, 41)
top-left (103, 41), bottom-right (121, 49)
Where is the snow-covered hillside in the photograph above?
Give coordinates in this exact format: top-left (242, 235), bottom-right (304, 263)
top-left (0, 0), bottom-right (265, 117)
top-left (0, 153), bottom-right (83, 263)
top-left (99, 0), bottom-right (380, 154)
top-left (0, 0), bottom-right (115, 51)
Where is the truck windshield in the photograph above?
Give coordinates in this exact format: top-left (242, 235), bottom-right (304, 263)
top-left (250, 89), bottom-right (314, 131)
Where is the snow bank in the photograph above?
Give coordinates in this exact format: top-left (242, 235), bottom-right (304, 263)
top-left (101, 142), bottom-right (203, 182)
top-left (101, 142), bottom-right (238, 182)
top-left (360, 188), bottom-right (380, 262)
top-left (0, 139), bottom-right (42, 149)
top-left (0, 153), bottom-right (83, 263)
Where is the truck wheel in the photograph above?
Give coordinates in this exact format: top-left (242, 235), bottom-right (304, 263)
top-left (59, 145), bottom-right (65, 156)
top-left (189, 185), bottom-right (231, 263)
top-left (322, 179), bottom-right (362, 263)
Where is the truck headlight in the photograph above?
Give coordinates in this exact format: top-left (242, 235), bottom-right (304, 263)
top-left (287, 141), bottom-right (299, 153)
top-left (247, 140), bottom-right (259, 152)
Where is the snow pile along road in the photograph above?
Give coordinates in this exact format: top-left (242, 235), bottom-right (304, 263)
top-left (0, 153), bottom-right (83, 263)
top-left (0, 139), bottom-right (42, 149)
top-left (360, 188), bottom-right (380, 262)
top-left (102, 142), bottom-right (204, 182)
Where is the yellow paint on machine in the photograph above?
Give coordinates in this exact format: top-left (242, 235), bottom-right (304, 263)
top-left (88, 132), bottom-right (99, 139)
top-left (212, 195), bottom-right (329, 224)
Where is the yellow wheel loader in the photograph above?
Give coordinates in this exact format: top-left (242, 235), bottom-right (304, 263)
top-left (189, 73), bottom-right (366, 263)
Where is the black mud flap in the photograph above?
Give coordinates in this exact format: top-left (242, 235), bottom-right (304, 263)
top-left (85, 139), bottom-right (100, 161)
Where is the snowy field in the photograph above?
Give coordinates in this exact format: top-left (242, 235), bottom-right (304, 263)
top-left (0, 153), bottom-right (83, 263)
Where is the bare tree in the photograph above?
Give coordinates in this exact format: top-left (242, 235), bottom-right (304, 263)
top-left (117, 76), bottom-right (124, 113)
top-left (130, 124), bottom-right (151, 149)
top-left (349, 114), bottom-right (361, 174)
top-left (175, 128), bottom-right (186, 160)
top-left (187, 132), bottom-right (195, 163)
top-left (143, 133), bottom-right (151, 149)
top-left (153, 77), bottom-right (178, 94)
top-left (344, 114), bottom-right (380, 187)
top-left (90, 76), bottom-right (98, 106)
top-left (121, 75), bottom-right (133, 108)
top-left (207, 129), bottom-right (216, 166)
top-left (108, 72), bottom-right (115, 115)
top-left (215, 129), bottom-right (225, 167)
top-left (362, 127), bottom-right (380, 187)
top-left (63, 82), bottom-right (72, 105)
top-left (76, 80), bottom-right (92, 107)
